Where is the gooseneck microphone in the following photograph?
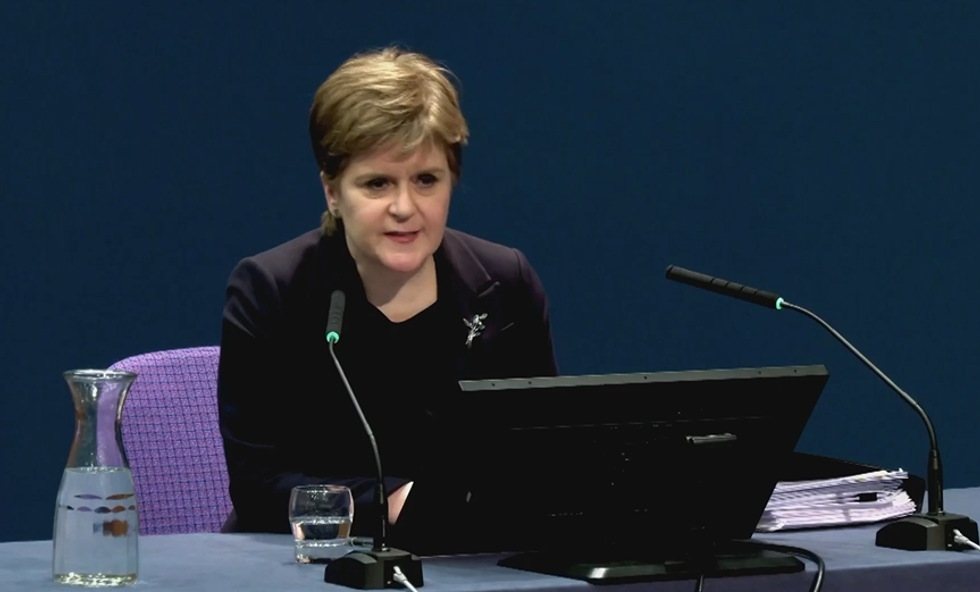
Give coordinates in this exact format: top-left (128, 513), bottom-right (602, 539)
top-left (322, 290), bottom-right (424, 589)
top-left (324, 291), bottom-right (391, 551)
top-left (665, 265), bottom-right (979, 552)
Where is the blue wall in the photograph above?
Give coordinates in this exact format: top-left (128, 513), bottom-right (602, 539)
top-left (3, 1), bottom-right (978, 542)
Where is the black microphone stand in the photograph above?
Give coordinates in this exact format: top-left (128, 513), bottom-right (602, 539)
top-left (322, 291), bottom-right (424, 589)
top-left (663, 266), bottom-right (979, 551)
top-left (777, 299), bottom-right (978, 551)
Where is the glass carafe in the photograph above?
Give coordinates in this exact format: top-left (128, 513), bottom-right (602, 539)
top-left (53, 369), bottom-right (139, 587)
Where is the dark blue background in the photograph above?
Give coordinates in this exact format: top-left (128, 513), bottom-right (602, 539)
top-left (3, 2), bottom-right (978, 542)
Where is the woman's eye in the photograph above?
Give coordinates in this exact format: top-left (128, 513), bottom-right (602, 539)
top-left (417, 174), bottom-right (438, 187)
top-left (366, 178), bottom-right (389, 190)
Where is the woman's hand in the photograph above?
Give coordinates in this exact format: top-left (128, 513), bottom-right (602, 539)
top-left (388, 481), bottom-right (414, 524)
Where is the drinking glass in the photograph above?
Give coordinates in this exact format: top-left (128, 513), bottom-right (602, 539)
top-left (289, 484), bottom-right (354, 563)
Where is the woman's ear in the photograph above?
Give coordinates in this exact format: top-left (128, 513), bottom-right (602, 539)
top-left (321, 172), bottom-right (340, 215)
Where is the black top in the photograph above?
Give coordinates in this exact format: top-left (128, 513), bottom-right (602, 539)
top-left (329, 239), bottom-right (460, 489)
top-left (217, 225), bottom-right (558, 550)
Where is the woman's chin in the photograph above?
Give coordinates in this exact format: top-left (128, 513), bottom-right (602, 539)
top-left (379, 253), bottom-right (428, 274)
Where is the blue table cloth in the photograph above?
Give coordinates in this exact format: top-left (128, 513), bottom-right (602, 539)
top-left (4, 488), bottom-right (980, 591)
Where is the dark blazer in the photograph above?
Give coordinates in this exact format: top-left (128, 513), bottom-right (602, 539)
top-left (217, 226), bottom-right (558, 541)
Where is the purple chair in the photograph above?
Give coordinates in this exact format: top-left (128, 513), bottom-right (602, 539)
top-left (109, 346), bottom-right (233, 535)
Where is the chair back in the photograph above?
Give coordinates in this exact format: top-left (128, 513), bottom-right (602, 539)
top-left (109, 346), bottom-right (232, 535)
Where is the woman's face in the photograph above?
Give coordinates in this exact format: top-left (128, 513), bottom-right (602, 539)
top-left (324, 142), bottom-right (452, 277)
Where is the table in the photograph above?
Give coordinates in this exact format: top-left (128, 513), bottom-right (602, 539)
top-left (4, 488), bottom-right (980, 592)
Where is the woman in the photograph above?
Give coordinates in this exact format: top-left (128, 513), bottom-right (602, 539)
top-left (216, 47), bottom-right (558, 550)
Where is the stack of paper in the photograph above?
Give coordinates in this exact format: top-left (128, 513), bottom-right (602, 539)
top-left (756, 469), bottom-right (917, 532)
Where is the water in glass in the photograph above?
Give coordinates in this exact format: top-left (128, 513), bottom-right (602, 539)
top-left (289, 484), bottom-right (353, 563)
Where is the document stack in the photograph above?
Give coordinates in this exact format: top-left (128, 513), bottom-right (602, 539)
top-left (756, 469), bottom-right (917, 532)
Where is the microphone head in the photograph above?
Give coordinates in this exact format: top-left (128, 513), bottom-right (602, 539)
top-left (664, 264), bottom-right (782, 310)
top-left (325, 290), bottom-right (346, 344)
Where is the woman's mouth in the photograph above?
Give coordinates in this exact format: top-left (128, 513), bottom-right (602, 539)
top-left (384, 230), bottom-right (419, 244)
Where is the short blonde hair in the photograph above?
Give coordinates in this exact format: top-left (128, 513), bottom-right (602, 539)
top-left (309, 47), bottom-right (470, 235)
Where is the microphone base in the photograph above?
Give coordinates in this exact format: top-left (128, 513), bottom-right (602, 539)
top-left (323, 547), bottom-right (424, 589)
top-left (875, 512), bottom-right (979, 551)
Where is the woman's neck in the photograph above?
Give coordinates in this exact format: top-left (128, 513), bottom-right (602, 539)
top-left (357, 256), bottom-right (438, 323)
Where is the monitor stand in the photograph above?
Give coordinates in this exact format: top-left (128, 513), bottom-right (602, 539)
top-left (497, 543), bottom-right (804, 584)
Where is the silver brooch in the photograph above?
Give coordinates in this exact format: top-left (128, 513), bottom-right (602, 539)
top-left (463, 313), bottom-right (488, 349)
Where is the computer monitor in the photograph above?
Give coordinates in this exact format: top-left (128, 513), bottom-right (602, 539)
top-left (448, 364), bottom-right (829, 583)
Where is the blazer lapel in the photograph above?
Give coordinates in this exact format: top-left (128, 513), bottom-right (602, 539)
top-left (438, 231), bottom-right (511, 378)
